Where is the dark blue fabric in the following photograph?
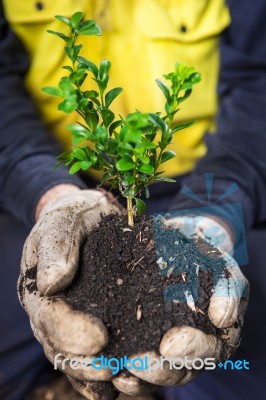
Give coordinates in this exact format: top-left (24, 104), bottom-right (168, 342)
top-left (0, 213), bottom-right (55, 400)
top-left (173, 0), bottom-right (266, 229)
top-left (0, 2), bottom-right (86, 228)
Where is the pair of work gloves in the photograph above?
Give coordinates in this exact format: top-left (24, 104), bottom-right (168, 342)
top-left (18, 187), bottom-right (249, 399)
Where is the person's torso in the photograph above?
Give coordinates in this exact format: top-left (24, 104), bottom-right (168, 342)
top-left (3, 0), bottom-right (230, 176)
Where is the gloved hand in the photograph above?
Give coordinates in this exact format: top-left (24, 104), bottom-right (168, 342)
top-left (18, 187), bottom-right (121, 400)
top-left (111, 215), bottom-right (249, 395)
top-left (167, 214), bottom-right (235, 254)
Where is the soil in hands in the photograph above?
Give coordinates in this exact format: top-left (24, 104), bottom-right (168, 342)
top-left (64, 214), bottom-right (227, 359)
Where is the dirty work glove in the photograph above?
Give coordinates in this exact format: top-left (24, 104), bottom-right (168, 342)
top-left (111, 215), bottom-right (249, 395)
top-left (18, 187), bottom-right (120, 400)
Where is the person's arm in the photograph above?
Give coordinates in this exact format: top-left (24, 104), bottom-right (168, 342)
top-left (171, 0), bottom-right (266, 229)
top-left (0, 7), bottom-right (122, 397)
top-left (0, 2), bottom-right (85, 227)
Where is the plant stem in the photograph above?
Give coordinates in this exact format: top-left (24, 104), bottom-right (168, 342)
top-left (127, 196), bottom-right (134, 227)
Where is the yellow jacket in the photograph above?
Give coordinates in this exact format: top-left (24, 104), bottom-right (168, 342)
top-left (3, 0), bottom-right (230, 176)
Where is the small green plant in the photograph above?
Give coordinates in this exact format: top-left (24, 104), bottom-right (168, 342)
top-left (42, 11), bottom-right (201, 226)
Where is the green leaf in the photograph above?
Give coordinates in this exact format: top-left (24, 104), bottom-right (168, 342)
top-left (90, 153), bottom-right (98, 164)
top-left (180, 82), bottom-right (193, 91)
top-left (161, 150), bottom-right (176, 163)
top-left (76, 20), bottom-right (102, 36)
top-left (47, 30), bottom-right (71, 45)
top-left (172, 120), bottom-right (195, 133)
top-left (56, 151), bottom-right (70, 160)
top-left (109, 119), bottom-right (122, 135)
top-left (125, 111), bottom-right (151, 130)
top-left (191, 72), bottom-right (201, 84)
top-left (62, 66), bottom-right (73, 73)
top-left (58, 77), bottom-right (75, 94)
top-left (145, 126), bottom-right (158, 142)
top-left (116, 156), bottom-right (135, 171)
top-left (138, 164), bottom-right (154, 174)
top-left (80, 160), bottom-right (92, 170)
top-left (85, 109), bottom-right (99, 130)
top-left (77, 57), bottom-right (98, 77)
top-left (70, 11), bottom-right (84, 29)
top-left (73, 69), bottom-right (88, 87)
top-left (42, 86), bottom-right (62, 97)
top-left (138, 155), bottom-right (150, 164)
top-left (133, 144), bottom-right (145, 155)
top-left (99, 152), bottom-right (114, 165)
top-left (107, 137), bottom-right (118, 153)
top-left (178, 89), bottom-right (192, 103)
top-left (95, 125), bottom-right (108, 144)
top-left (53, 160), bottom-right (64, 170)
top-left (156, 79), bottom-right (171, 101)
top-left (68, 124), bottom-right (93, 143)
top-left (58, 97), bottom-right (77, 113)
top-left (83, 90), bottom-right (99, 98)
top-left (55, 15), bottom-right (71, 26)
top-left (78, 97), bottom-right (89, 113)
top-left (92, 78), bottom-right (107, 96)
top-left (141, 139), bottom-right (157, 150)
top-left (101, 108), bottom-right (115, 128)
top-left (120, 127), bottom-right (142, 143)
top-left (122, 173), bottom-right (135, 186)
top-left (96, 143), bottom-right (105, 152)
top-left (73, 44), bottom-right (83, 61)
top-left (105, 87), bottom-right (123, 107)
top-left (72, 147), bottom-right (87, 161)
top-left (134, 198), bottom-right (146, 216)
top-left (118, 143), bottom-right (133, 155)
top-left (69, 162), bottom-right (82, 174)
top-left (99, 59), bottom-right (111, 80)
top-left (65, 46), bottom-right (73, 62)
top-left (149, 113), bottom-right (166, 133)
top-left (65, 44), bottom-right (83, 63)
top-left (83, 92), bottom-right (100, 107)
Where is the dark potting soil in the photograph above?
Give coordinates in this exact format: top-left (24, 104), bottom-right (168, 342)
top-left (65, 214), bottom-right (228, 359)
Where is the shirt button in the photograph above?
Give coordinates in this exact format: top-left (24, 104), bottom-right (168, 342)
top-left (179, 24), bottom-right (187, 33)
top-left (35, 2), bottom-right (44, 11)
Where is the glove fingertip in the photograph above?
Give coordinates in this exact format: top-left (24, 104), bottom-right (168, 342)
top-left (37, 261), bottom-right (77, 296)
top-left (112, 372), bottom-right (157, 396)
top-left (208, 297), bottom-right (238, 328)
